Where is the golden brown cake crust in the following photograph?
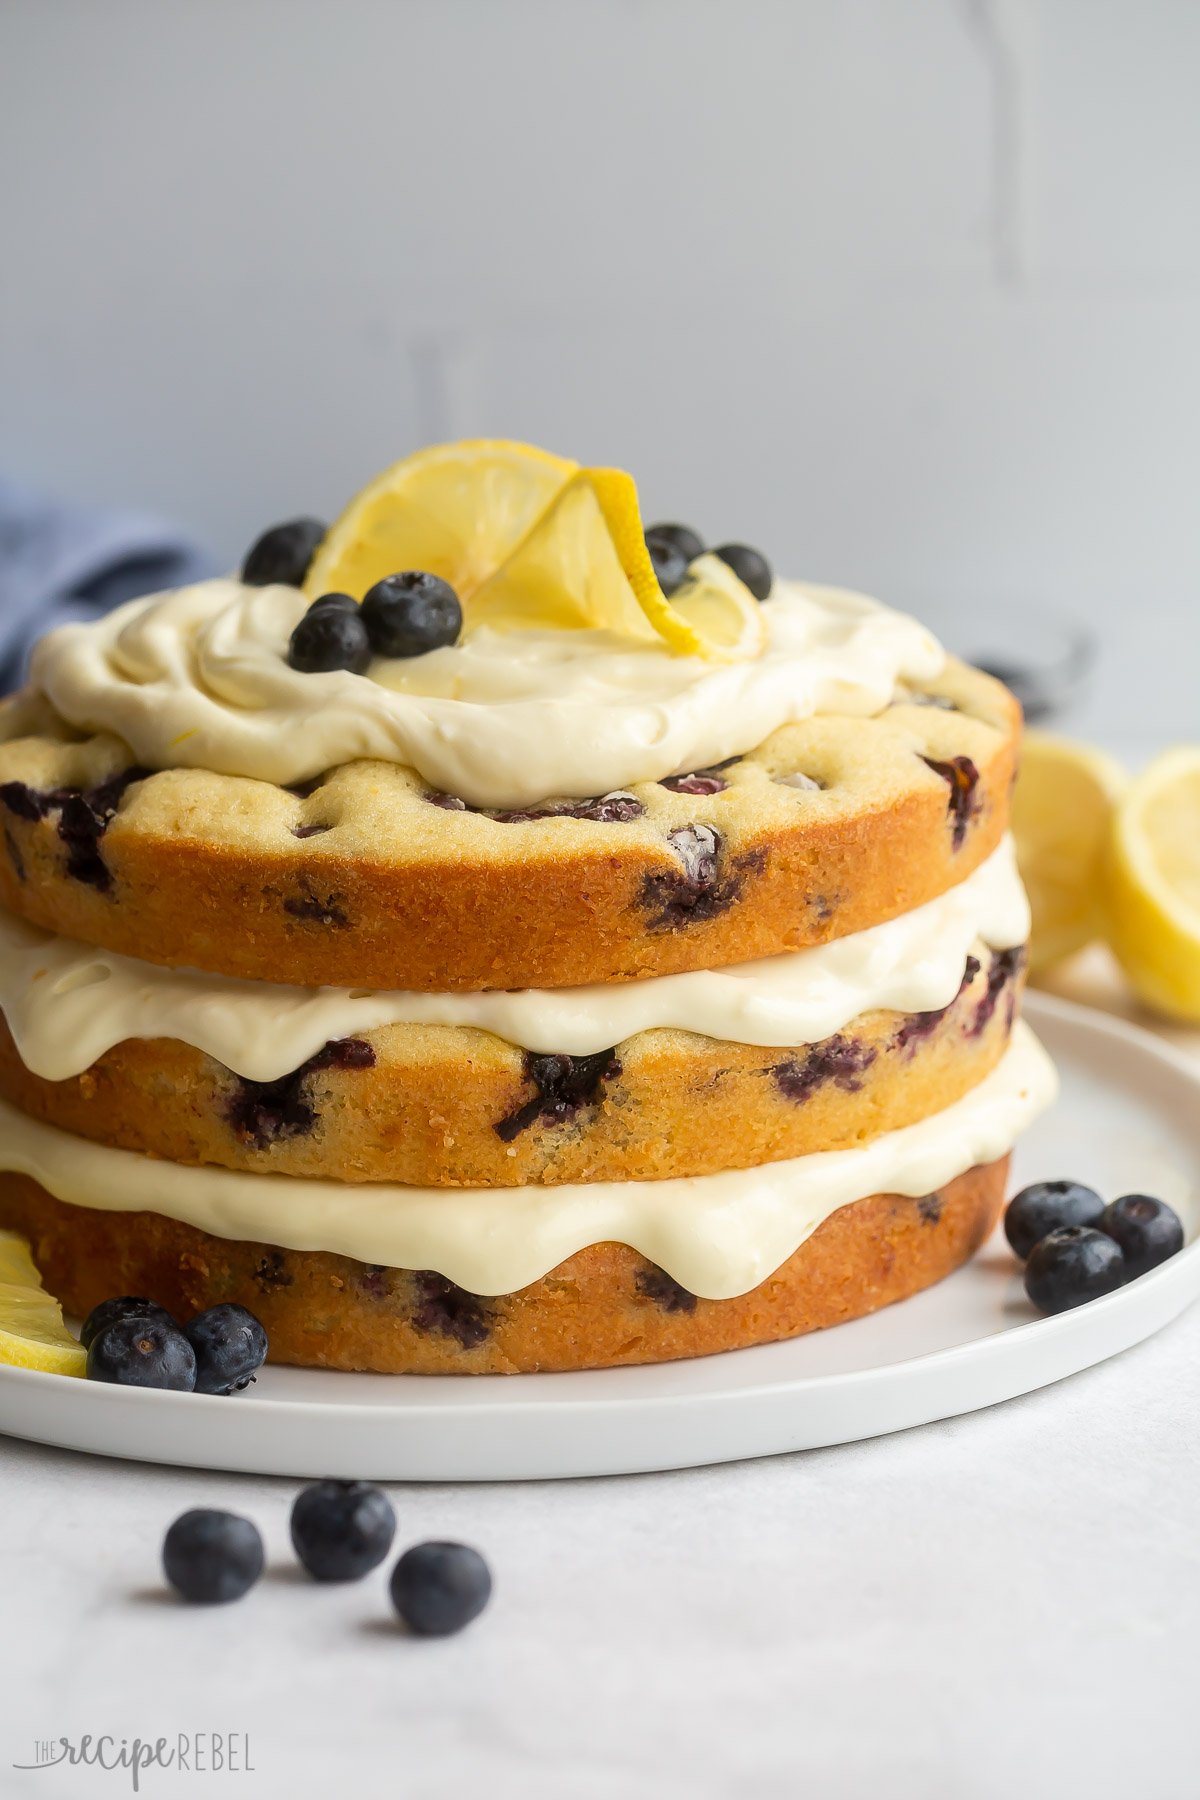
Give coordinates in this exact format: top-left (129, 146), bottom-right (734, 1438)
top-left (0, 950), bottom-right (1023, 1185)
top-left (0, 1157), bottom-right (1009, 1374)
top-left (0, 662), bottom-right (1020, 989)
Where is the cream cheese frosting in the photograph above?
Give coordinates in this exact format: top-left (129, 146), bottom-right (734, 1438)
top-left (0, 840), bottom-right (1028, 1080)
top-left (29, 576), bottom-right (945, 808)
top-left (0, 1025), bottom-right (1057, 1297)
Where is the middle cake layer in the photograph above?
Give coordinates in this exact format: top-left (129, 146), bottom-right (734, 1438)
top-left (0, 843), bottom-right (1028, 1185)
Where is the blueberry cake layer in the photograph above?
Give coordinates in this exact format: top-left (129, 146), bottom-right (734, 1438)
top-left (0, 947), bottom-right (1026, 1185)
top-left (0, 658), bottom-right (1019, 990)
top-left (0, 1159), bottom-right (1009, 1373)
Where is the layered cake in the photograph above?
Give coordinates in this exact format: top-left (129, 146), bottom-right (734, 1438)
top-left (0, 441), bottom-right (1056, 1373)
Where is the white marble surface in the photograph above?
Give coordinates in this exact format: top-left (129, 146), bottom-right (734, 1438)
top-left (2, 1297), bottom-right (1198, 1800)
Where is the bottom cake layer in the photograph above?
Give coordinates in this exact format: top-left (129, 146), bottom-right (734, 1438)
top-left (0, 1158), bottom-right (1009, 1374)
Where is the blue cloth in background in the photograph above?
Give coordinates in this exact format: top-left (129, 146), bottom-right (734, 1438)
top-left (0, 477), bottom-right (217, 692)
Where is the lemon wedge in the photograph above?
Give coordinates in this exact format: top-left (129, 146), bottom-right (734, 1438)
top-left (1106, 746), bottom-right (1200, 1021)
top-left (0, 1229), bottom-right (86, 1376)
top-left (1012, 731), bottom-right (1128, 973)
top-left (305, 440), bottom-right (765, 661)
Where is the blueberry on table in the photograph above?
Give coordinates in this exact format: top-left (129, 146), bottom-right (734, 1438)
top-left (361, 571), bottom-right (462, 658)
top-left (713, 542), bottom-right (773, 601)
top-left (1004, 1179), bottom-right (1106, 1260)
top-left (290, 1480), bottom-right (396, 1582)
top-left (184, 1303), bottom-right (268, 1396)
top-left (643, 529), bottom-right (691, 597)
top-left (287, 604), bottom-right (373, 674)
top-left (644, 522), bottom-right (705, 565)
top-left (1024, 1226), bottom-right (1126, 1315)
top-left (79, 1295), bottom-right (177, 1352)
top-left (242, 518), bottom-right (326, 588)
top-left (1097, 1194), bottom-right (1185, 1280)
top-left (389, 1540), bottom-right (492, 1637)
top-left (163, 1509), bottom-right (264, 1604)
top-left (86, 1316), bottom-right (197, 1389)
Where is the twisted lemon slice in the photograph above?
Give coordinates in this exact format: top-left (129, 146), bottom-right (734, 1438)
top-left (0, 1230), bottom-right (86, 1376)
top-left (304, 440), bottom-right (765, 661)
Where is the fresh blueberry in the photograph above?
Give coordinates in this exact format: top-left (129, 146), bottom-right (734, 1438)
top-left (361, 572), bottom-right (462, 658)
top-left (287, 604), bottom-right (372, 675)
top-left (1097, 1194), bottom-right (1184, 1280)
top-left (162, 1509), bottom-right (264, 1604)
top-left (713, 542), bottom-right (773, 601)
top-left (389, 1540), bottom-right (492, 1637)
top-left (306, 591), bottom-right (359, 616)
top-left (79, 1295), bottom-right (177, 1352)
top-left (184, 1303), bottom-right (268, 1396)
top-left (242, 518), bottom-right (326, 588)
top-left (1004, 1179), bottom-right (1105, 1260)
top-left (644, 529), bottom-right (689, 598)
top-left (1024, 1226), bottom-right (1126, 1315)
top-left (290, 1480), bottom-right (396, 1582)
top-left (86, 1316), bottom-right (197, 1389)
top-left (644, 522), bottom-right (705, 565)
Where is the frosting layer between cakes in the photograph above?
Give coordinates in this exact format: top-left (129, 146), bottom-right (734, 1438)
top-left (0, 1025), bottom-right (1056, 1298)
top-left (30, 577), bottom-right (943, 806)
top-left (0, 838), bottom-right (1027, 1081)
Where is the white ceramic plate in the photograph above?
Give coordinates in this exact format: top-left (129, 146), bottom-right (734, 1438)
top-left (1, 991), bottom-right (1197, 1481)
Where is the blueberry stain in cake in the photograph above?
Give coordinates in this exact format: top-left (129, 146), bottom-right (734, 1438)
top-left (771, 1035), bottom-right (877, 1104)
top-left (253, 1252), bottom-right (293, 1293)
top-left (227, 1037), bottom-right (375, 1149)
top-left (410, 1272), bottom-right (491, 1349)
top-left (659, 759), bottom-right (739, 796)
top-left (292, 822), bottom-right (333, 839)
top-left (357, 1265), bottom-right (392, 1301)
top-left (918, 1193), bottom-right (944, 1226)
top-left (893, 955), bottom-right (980, 1053)
top-left (635, 1266), bottom-right (698, 1314)
top-left (425, 788), bottom-right (645, 824)
top-left (968, 947), bottom-right (1026, 1038)
top-left (494, 1049), bottom-right (621, 1141)
top-left (0, 767), bottom-right (148, 891)
top-left (282, 881), bottom-right (350, 928)
top-left (640, 825), bottom-right (759, 930)
top-left (920, 755), bottom-right (982, 849)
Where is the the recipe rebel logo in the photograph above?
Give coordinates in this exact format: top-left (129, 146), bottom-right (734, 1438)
top-left (13, 1733), bottom-right (255, 1789)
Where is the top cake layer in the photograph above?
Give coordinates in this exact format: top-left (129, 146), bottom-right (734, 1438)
top-left (0, 443), bottom-right (1022, 990)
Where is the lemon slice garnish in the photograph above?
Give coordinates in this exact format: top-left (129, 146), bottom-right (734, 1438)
top-left (0, 1230), bottom-right (86, 1377)
top-left (305, 440), bottom-right (766, 661)
top-left (1012, 730), bottom-right (1128, 973)
top-left (1105, 746), bottom-right (1200, 1021)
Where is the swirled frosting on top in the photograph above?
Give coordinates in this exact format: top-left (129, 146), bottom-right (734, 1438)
top-left (29, 577), bottom-right (945, 810)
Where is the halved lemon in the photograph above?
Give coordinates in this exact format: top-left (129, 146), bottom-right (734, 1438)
top-left (1012, 731), bottom-right (1128, 972)
top-left (305, 440), bottom-right (765, 661)
top-left (0, 1229), bottom-right (86, 1376)
top-left (1106, 746), bottom-right (1200, 1021)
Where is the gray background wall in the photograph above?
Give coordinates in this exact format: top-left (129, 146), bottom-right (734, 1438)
top-left (2, 0), bottom-right (1197, 745)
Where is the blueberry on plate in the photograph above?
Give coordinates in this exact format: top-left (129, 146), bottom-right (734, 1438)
top-left (360, 572), bottom-right (462, 658)
top-left (287, 603), bottom-right (372, 674)
top-left (1004, 1179), bottom-right (1105, 1260)
top-left (389, 1540), bottom-right (492, 1637)
top-left (1024, 1226), bottom-right (1126, 1315)
top-left (242, 518), bottom-right (326, 588)
top-left (645, 522), bottom-right (705, 565)
top-left (86, 1315), bottom-right (197, 1389)
top-left (712, 542), bottom-right (773, 601)
top-left (79, 1295), bottom-right (177, 1352)
top-left (163, 1509), bottom-right (264, 1604)
top-left (643, 529), bottom-right (690, 599)
top-left (290, 1480), bottom-right (396, 1582)
top-left (184, 1303), bottom-right (268, 1396)
top-left (1097, 1194), bottom-right (1184, 1280)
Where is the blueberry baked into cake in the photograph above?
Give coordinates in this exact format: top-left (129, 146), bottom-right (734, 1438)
top-left (0, 441), bottom-right (1057, 1373)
